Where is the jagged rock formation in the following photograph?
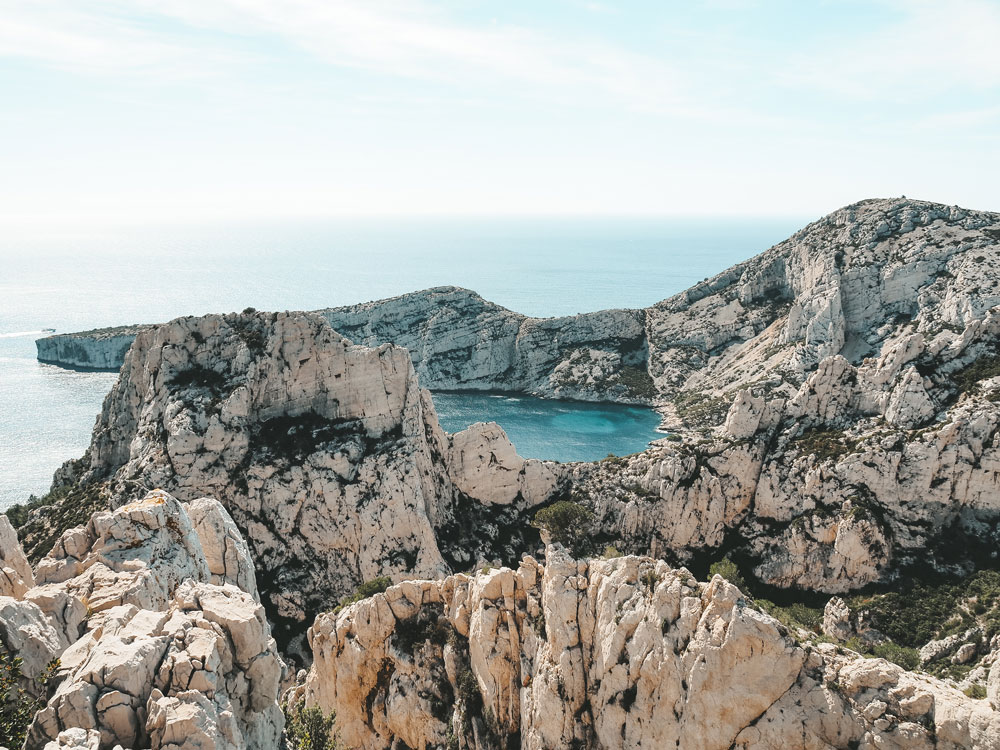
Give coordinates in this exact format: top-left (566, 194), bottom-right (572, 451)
top-left (1, 515), bottom-right (34, 597)
top-left (0, 489), bottom-right (286, 750)
top-left (70, 310), bottom-right (561, 630)
top-left (300, 548), bottom-right (1000, 750)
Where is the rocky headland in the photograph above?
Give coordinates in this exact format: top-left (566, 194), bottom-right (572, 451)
top-left (6, 196), bottom-right (1000, 748)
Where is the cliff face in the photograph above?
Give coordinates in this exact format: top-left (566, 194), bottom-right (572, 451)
top-left (36, 326), bottom-right (154, 370)
top-left (562, 199), bottom-right (1000, 592)
top-left (0, 489), bottom-right (285, 750)
top-left (647, 198), bottom-right (1000, 400)
top-left (299, 547), bottom-right (1000, 750)
top-left (320, 287), bottom-right (652, 402)
top-left (73, 311), bottom-right (562, 630)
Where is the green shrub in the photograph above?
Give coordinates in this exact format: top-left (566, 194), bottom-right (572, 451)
top-left (617, 366), bottom-right (657, 400)
top-left (868, 642), bottom-right (920, 671)
top-left (757, 600), bottom-right (823, 633)
top-left (790, 428), bottom-right (858, 462)
top-left (709, 556), bottom-right (747, 592)
top-left (332, 576), bottom-right (392, 614)
top-left (1, 650), bottom-right (59, 750)
top-left (848, 570), bottom-right (1000, 647)
top-left (532, 501), bottom-right (595, 557)
top-left (284, 700), bottom-right (338, 750)
top-left (953, 354), bottom-right (1000, 394)
top-left (5, 482), bottom-right (109, 563)
top-left (965, 684), bottom-right (988, 700)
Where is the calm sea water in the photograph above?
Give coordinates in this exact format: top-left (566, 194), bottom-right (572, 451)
top-left (0, 216), bottom-right (803, 509)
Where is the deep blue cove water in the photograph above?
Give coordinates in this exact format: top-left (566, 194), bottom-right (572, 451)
top-left (433, 392), bottom-right (663, 464)
top-left (0, 216), bottom-right (804, 508)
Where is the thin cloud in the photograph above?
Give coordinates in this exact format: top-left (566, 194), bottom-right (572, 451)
top-left (782, 0), bottom-right (1000, 99)
top-left (0, 0), bottom-right (691, 114)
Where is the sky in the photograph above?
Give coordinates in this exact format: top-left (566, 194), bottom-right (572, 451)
top-left (1, 0), bottom-right (999, 230)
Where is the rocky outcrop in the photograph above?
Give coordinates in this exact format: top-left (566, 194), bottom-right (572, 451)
top-left (1, 514), bottom-right (34, 597)
top-left (28, 581), bottom-right (283, 750)
top-left (71, 310), bottom-right (561, 630)
top-left (0, 489), bottom-right (288, 750)
top-left (36, 326), bottom-right (153, 371)
top-left (320, 287), bottom-right (652, 402)
top-left (302, 548), bottom-right (1000, 750)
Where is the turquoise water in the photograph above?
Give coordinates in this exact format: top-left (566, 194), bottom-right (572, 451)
top-left (0, 216), bottom-right (804, 508)
top-left (433, 392), bottom-right (663, 463)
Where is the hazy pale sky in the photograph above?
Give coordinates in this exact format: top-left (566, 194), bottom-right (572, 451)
top-left (1, 0), bottom-right (999, 229)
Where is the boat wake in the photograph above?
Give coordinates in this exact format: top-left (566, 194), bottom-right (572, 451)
top-left (0, 329), bottom-right (55, 339)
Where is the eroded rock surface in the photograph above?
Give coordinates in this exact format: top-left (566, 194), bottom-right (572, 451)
top-left (0, 490), bottom-right (288, 750)
top-left (303, 548), bottom-right (1000, 750)
top-left (0, 514), bottom-right (34, 597)
top-left (73, 311), bottom-right (561, 626)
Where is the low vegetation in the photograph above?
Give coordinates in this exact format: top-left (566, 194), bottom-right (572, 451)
top-left (1, 651), bottom-right (58, 750)
top-left (952, 353), bottom-right (1000, 395)
top-left (617, 365), bottom-right (657, 400)
top-left (331, 576), bottom-right (392, 615)
top-left (672, 391), bottom-right (730, 428)
top-left (847, 570), bottom-right (1000, 647)
top-left (532, 500), bottom-right (595, 557)
top-left (284, 700), bottom-right (339, 750)
top-left (4, 482), bottom-right (110, 563)
top-left (790, 428), bottom-right (859, 462)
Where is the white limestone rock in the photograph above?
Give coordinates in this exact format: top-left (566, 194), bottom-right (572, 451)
top-left (0, 595), bottom-right (64, 681)
top-left (28, 490), bottom-right (210, 637)
top-left (0, 514), bottom-right (34, 598)
top-left (183, 497), bottom-right (257, 600)
top-left (822, 596), bottom-right (854, 642)
top-left (304, 548), bottom-right (1000, 750)
top-left (76, 311), bottom-right (563, 622)
top-left (28, 582), bottom-right (284, 750)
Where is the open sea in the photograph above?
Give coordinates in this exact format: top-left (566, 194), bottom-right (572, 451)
top-left (0, 216), bottom-right (804, 509)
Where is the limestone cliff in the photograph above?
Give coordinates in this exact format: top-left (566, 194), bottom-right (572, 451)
top-left (36, 326), bottom-right (154, 371)
top-left (71, 310), bottom-right (562, 633)
top-left (299, 547), bottom-right (1000, 750)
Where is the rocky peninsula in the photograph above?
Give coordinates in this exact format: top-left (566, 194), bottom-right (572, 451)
top-left (6, 196), bottom-right (1000, 749)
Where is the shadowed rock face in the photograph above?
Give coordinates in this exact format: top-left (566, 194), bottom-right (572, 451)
top-left (299, 548), bottom-right (1000, 750)
top-left (74, 310), bottom-right (562, 629)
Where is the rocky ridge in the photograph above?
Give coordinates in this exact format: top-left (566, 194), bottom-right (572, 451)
top-left (298, 547), bottom-right (1000, 750)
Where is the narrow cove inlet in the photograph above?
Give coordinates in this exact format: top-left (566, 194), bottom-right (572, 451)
top-left (432, 391), bottom-right (663, 463)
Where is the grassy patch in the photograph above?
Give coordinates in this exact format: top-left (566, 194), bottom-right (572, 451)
top-left (672, 391), bottom-right (730, 428)
top-left (790, 428), bottom-right (859, 462)
top-left (953, 354), bottom-right (1000, 395)
top-left (331, 576), bottom-right (392, 615)
top-left (5, 482), bottom-right (110, 563)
